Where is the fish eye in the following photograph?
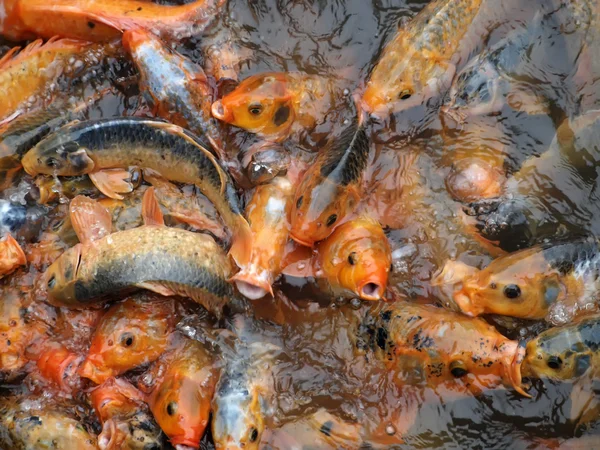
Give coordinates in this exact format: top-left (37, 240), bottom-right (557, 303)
top-left (248, 103), bottom-right (263, 116)
top-left (46, 157), bottom-right (59, 168)
top-left (249, 427), bottom-right (258, 442)
top-left (399, 89), bottom-right (413, 100)
top-left (120, 332), bottom-right (135, 347)
top-left (547, 356), bottom-right (563, 370)
top-left (47, 275), bottom-right (56, 289)
top-left (296, 196), bottom-right (303, 209)
top-left (450, 360), bottom-right (468, 378)
top-left (503, 284), bottom-right (521, 299)
top-left (326, 214), bottom-right (337, 227)
top-left (347, 252), bottom-right (357, 265)
top-left (166, 401), bottom-right (178, 416)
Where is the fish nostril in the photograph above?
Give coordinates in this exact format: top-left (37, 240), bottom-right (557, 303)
top-left (361, 283), bottom-right (381, 298)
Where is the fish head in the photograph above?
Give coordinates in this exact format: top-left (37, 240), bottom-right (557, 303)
top-left (212, 73), bottom-right (295, 138)
top-left (44, 244), bottom-right (83, 307)
top-left (22, 128), bottom-right (95, 176)
top-left (212, 387), bottom-right (265, 450)
top-left (443, 58), bottom-right (502, 122)
top-left (80, 300), bottom-right (171, 384)
top-left (318, 217), bottom-right (391, 300)
top-left (290, 168), bottom-right (360, 247)
top-left (150, 365), bottom-right (213, 448)
top-left (523, 326), bottom-right (594, 381)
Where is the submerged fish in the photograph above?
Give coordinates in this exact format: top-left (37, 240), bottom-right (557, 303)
top-left (283, 216), bottom-right (392, 301)
top-left (445, 158), bottom-right (506, 203)
top-left (44, 189), bottom-right (236, 315)
top-left (21, 117), bottom-right (252, 267)
top-left (362, 0), bottom-right (484, 118)
top-left (1, 0), bottom-right (225, 42)
top-left (453, 237), bottom-right (600, 324)
top-left (290, 122), bottom-right (370, 247)
top-left (211, 72), bottom-right (338, 142)
top-left (147, 338), bottom-right (219, 449)
top-left (122, 28), bottom-right (225, 160)
top-left (523, 314), bottom-right (600, 381)
top-left (79, 295), bottom-right (178, 384)
top-left (231, 176), bottom-right (294, 299)
top-left (0, 399), bottom-right (97, 450)
top-left (90, 378), bottom-right (163, 450)
top-left (359, 302), bottom-right (528, 396)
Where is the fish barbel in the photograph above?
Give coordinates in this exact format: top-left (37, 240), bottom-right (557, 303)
top-left (22, 117), bottom-right (252, 267)
top-left (362, 0), bottom-right (483, 118)
top-left (44, 189), bottom-right (236, 315)
top-left (0, 0), bottom-right (225, 42)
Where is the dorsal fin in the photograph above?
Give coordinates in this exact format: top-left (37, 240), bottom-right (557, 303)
top-left (141, 187), bottom-right (164, 226)
top-left (70, 196), bottom-right (112, 245)
top-left (0, 36), bottom-right (90, 72)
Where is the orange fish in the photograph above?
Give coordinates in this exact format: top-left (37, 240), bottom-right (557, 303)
top-left (360, 302), bottom-right (529, 396)
top-left (361, 0), bottom-right (484, 118)
top-left (211, 72), bottom-right (337, 142)
top-left (90, 377), bottom-right (163, 450)
top-left (79, 295), bottom-right (178, 385)
top-left (0, 0), bottom-right (225, 42)
top-left (290, 123), bottom-right (369, 247)
top-left (0, 234), bottom-right (26, 278)
top-left (231, 176), bottom-right (294, 299)
top-left (147, 338), bottom-right (219, 448)
top-left (33, 342), bottom-right (84, 392)
top-left (284, 216), bottom-right (391, 301)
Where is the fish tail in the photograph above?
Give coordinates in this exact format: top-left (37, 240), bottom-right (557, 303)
top-left (229, 217), bottom-right (253, 269)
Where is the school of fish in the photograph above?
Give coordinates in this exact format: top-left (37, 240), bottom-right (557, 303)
top-left (1, 0), bottom-right (600, 448)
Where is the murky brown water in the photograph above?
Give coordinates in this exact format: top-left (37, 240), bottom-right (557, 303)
top-left (2, 0), bottom-right (600, 448)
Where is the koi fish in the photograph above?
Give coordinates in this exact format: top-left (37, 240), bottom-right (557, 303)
top-left (0, 0), bottom-right (225, 42)
top-left (0, 399), bottom-right (98, 449)
top-left (79, 295), bottom-right (179, 384)
top-left (21, 117), bottom-right (252, 267)
top-left (90, 378), bottom-right (163, 450)
top-left (122, 28), bottom-right (225, 160)
top-left (147, 338), bottom-right (219, 449)
top-left (44, 188), bottom-right (236, 315)
top-left (358, 302), bottom-right (529, 396)
top-left (211, 72), bottom-right (337, 142)
top-left (362, 0), bottom-right (483, 118)
top-left (0, 234), bottom-right (26, 278)
top-left (452, 237), bottom-right (600, 324)
top-left (283, 216), bottom-right (391, 301)
top-left (231, 176), bottom-right (294, 299)
top-left (523, 314), bottom-right (600, 381)
top-left (290, 122), bottom-right (370, 247)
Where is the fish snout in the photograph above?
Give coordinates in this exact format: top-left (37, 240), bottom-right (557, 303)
top-left (231, 268), bottom-right (274, 300)
top-left (211, 100), bottom-right (231, 122)
top-left (453, 282), bottom-right (485, 317)
top-left (79, 359), bottom-right (111, 385)
top-left (358, 281), bottom-right (384, 301)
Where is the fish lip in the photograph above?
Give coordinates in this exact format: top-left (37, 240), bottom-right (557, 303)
top-left (211, 100), bottom-right (229, 121)
top-left (170, 437), bottom-right (200, 448)
top-left (505, 340), bottom-right (531, 398)
top-left (79, 359), bottom-right (111, 385)
top-left (357, 281), bottom-right (384, 301)
top-left (289, 232), bottom-right (315, 248)
top-left (231, 270), bottom-right (274, 299)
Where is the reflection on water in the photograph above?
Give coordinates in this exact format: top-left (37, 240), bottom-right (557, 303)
top-left (2, 0), bottom-right (600, 448)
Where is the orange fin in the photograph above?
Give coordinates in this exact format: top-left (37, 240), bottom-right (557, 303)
top-left (141, 187), bottom-right (164, 226)
top-left (69, 195), bottom-right (112, 244)
top-left (89, 169), bottom-right (136, 200)
top-left (228, 217), bottom-right (253, 268)
top-left (0, 234), bottom-right (26, 277)
top-left (136, 281), bottom-right (176, 297)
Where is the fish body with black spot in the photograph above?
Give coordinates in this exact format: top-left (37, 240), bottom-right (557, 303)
top-left (122, 28), bottom-right (225, 157)
top-left (316, 216), bottom-right (391, 301)
top-left (360, 302), bottom-right (528, 396)
top-left (0, 0), bottom-right (225, 42)
top-left (147, 338), bottom-right (219, 449)
top-left (523, 314), bottom-right (600, 381)
top-left (453, 237), bottom-right (600, 324)
top-left (211, 72), bottom-right (337, 142)
top-left (90, 377), bottom-right (163, 450)
top-left (290, 123), bottom-right (369, 247)
top-left (362, 0), bottom-right (483, 118)
top-left (0, 399), bottom-right (97, 450)
top-left (79, 295), bottom-right (179, 384)
top-left (212, 341), bottom-right (275, 450)
top-left (21, 117), bottom-right (252, 267)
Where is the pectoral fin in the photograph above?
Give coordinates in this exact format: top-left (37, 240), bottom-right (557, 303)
top-left (89, 169), bottom-right (136, 200)
top-left (69, 196), bottom-right (112, 244)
